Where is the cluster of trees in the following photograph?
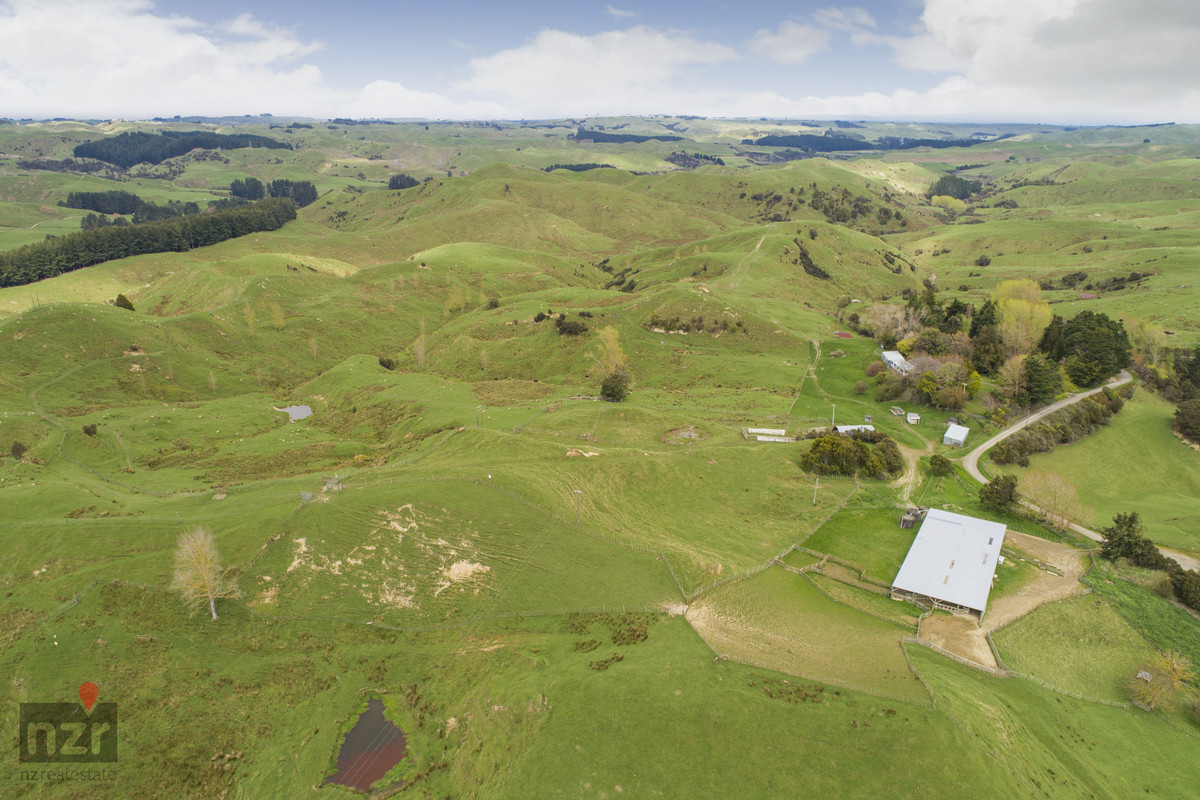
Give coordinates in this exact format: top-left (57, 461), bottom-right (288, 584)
top-left (792, 242), bottom-right (830, 279)
top-left (928, 175), bottom-right (982, 200)
top-left (573, 128), bottom-right (682, 144)
top-left (665, 152), bottom-right (725, 168)
top-left (388, 174), bottom-right (420, 189)
top-left (74, 130), bottom-right (289, 168)
top-left (644, 311), bottom-right (739, 335)
top-left (61, 190), bottom-right (143, 214)
top-left (0, 198), bottom-right (297, 288)
top-left (989, 387), bottom-right (1128, 465)
top-left (1098, 512), bottom-right (1200, 613)
top-left (265, 179), bottom-right (318, 207)
top-left (746, 133), bottom-right (986, 152)
top-left (230, 177), bottom-right (265, 199)
top-left (542, 163), bottom-right (615, 173)
top-left (18, 158), bottom-right (106, 174)
top-left (1037, 310), bottom-right (1131, 387)
top-left (554, 314), bottom-right (588, 336)
top-left (67, 190), bottom-right (203, 229)
top-left (799, 429), bottom-right (903, 479)
top-left (859, 279), bottom-right (1130, 413)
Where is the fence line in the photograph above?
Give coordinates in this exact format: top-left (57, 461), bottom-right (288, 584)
top-left (900, 636), bottom-right (1011, 677)
top-left (799, 572), bottom-right (917, 632)
top-left (899, 642), bottom-right (937, 710)
top-left (660, 552), bottom-right (689, 604)
top-left (711, 651), bottom-right (934, 709)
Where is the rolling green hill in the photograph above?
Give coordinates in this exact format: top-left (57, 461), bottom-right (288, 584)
top-left (2, 117), bottom-right (1199, 799)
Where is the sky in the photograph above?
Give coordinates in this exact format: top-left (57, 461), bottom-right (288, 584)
top-left (2, 0), bottom-right (1199, 124)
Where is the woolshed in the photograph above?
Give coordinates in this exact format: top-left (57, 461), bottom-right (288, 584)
top-left (891, 509), bottom-right (1006, 622)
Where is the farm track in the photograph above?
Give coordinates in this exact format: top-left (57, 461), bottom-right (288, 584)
top-left (957, 370), bottom-right (1200, 571)
top-left (918, 531), bottom-right (1089, 669)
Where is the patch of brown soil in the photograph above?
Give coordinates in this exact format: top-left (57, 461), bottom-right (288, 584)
top-left (918, 531), bottom-right (1088, 669)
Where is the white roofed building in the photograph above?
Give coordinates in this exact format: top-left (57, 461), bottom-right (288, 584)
top-left (891, 509), bottom-right (1007, 622)
top-left (943, 424), bottom-right (969, 447)
top-left (881, 350), bottom-right (914, 375)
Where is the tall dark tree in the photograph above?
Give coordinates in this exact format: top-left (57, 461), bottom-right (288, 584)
top-left (1021, 353), bottom-right (1063, 405)
top-left (969, 299), bottom-right (998, 339)
top-left (979, 474), bottom-right (1018, 511)
top-left (1058, 310), bottom-right (1131, 387)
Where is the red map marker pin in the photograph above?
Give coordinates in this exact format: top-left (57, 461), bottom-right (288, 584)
top-left (79, 682), bottom-right (99, 711)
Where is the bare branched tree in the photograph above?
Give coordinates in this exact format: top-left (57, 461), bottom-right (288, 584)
top-left (1023, 471), bottom-right (1090, 531)
top-left (171, 527), bottom-right (239, 621)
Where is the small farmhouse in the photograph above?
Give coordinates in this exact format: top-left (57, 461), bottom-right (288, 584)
top-left (943, 424), bottom-right (969, 447)
top-left (891, 509), bottom-right (1007, 622)
top-left (881, 350), bottom-right (914, 375)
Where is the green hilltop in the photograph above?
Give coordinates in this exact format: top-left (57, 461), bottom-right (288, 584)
top-left (2, 117), bottom-right (1200, 798)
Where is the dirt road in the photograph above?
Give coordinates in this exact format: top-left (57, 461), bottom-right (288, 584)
top-left (918, 531), bottom-right (1089, 668)
top-left (956, 371), bottom-right (1199, 571)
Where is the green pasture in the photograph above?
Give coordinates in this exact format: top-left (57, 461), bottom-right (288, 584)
top-left (689, 566), bottom-right (928, 703)
top-left (995, 392), bottom-right (1200, 553)
top-left (3, 118), bottom-right (1200, 798)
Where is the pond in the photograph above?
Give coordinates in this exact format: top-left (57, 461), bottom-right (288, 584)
top-left (324, 698), bottom-right (408, 793)
top-left (273, 404), bottom-right (312, 422)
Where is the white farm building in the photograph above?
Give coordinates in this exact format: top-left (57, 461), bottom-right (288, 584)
top-left (881, 350), bottom-right (914, 375)
top-left (891, 509), bottom-right (1007, 622)
top-left (943, 424), bottom-right (969, 447)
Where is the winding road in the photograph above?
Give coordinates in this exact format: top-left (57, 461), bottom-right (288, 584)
top-left (959, 370), bottom-right (1200, 571)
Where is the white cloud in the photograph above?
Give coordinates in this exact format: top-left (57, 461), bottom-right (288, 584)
top-left (0, 0), bottom-right (485, 119)
top-left (813, 7), bottom-right (876, 32)
top-left (876, 0), bottom-right (1200, 114)
top-left (750, 20), bottom-right (830, 65)
top-left (604, 5), bottom-right (637, 19)
top-left (456, 26), bottom-right (737, 116)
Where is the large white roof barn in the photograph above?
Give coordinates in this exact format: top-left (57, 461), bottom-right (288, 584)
top-left (891, 509), bottom-right (1006, 621)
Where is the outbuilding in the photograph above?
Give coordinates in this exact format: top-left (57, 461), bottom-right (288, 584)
top-left (943, 424), bottom-right (969, 447)
top-left (835, 425), bottom-right (875, 434)
top-left (881, 350), bottom-right (914, 375)
top-left (906, 412), bottom-right (921, 425)
top-left (891, 508), bottom-right (1007, 622)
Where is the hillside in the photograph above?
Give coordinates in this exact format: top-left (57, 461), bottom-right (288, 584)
top-left (2, 117), bottom-right (1200, 799)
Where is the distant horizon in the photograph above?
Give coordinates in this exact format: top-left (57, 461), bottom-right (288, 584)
top-left (2, 1), bottom-right (1199, 125)
top-left (3, 115), bottom-right (1185, 130)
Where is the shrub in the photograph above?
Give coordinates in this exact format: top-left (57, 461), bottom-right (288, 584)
top-left (11, 440), bottom-right (27, 459)
top-left (82, 424), bottom-right (98, 436)
top-left (975, 255), bottom-right (991, 267)
top-left (378, 356), bottom-right (396, 370)
top-left (114, 293), bottom-right (135, 311)
top-left (979, 474), bottom-right (1018, 511)
top-left (865, 361), bottom-right (884, 377)
top-left (853, 381), bottom-right (868, 395)
top-left (533, 312), bottom-right (547, 323)
top-left (600, 368), bottom-right (631, 402)
top-left (1176, 398), bottom-right (1200, 444)
top-left (486, 297), bottom-right (500, 310)
top-left (929, 454), bottom-right (953, 476)
top-left (555, 317), bottom-right (588, 336)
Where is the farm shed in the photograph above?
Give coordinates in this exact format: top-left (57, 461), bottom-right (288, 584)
top-left (943, 424), bottom-right (969, 447)
top-left (906, 412), bottom-right (921, 425)
top-left (891, 509), bottom-right (1006, 622)
top-left (881, 350), bottom-right (914, 375)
